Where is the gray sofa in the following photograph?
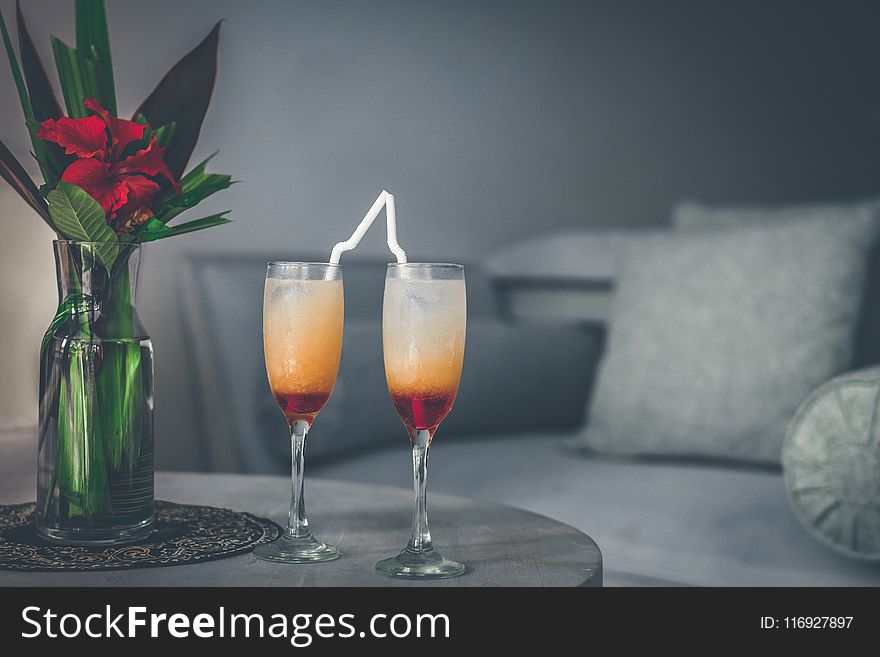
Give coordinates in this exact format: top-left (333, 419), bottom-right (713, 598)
top-left (185, 234), bottom-right (880, 586)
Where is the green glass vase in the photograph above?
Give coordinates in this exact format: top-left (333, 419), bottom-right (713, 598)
top-left (36, 240), bottom-right (154, 545)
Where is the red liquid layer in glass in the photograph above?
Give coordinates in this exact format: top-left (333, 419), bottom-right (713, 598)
top-left (274, 391), bottom-right (331, 422)
top-left (391, 390), bottom-right (456, 432)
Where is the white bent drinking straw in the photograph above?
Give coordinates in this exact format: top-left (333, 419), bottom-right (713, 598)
top-left (329, 190), bottom-right (408, 265)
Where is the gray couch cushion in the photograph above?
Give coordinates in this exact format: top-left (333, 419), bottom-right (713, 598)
top-left (578, 215), bottom-right (879, 464)
top-left (312, 432), bottom-right (880, 586)
top-left (783, 366), bottom-right (880, 560)
top-left (673, 199), bottom-right (880, 368)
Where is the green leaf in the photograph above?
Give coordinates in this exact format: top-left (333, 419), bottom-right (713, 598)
top-left (0, 8), bottom-right (33, 125)
top-left (179, 151), bottom-right (229, 193)
top-left (56, 341), bottom-right (111, 517)
top-left (0, 7), bottom-right (53, 183)
top-left (135, 213), bottom-right (231, 242)
top-left (75, 0), bottom-right (116, 115)
top-left (51, 36), bottom-right (85, 117)
top-left (159, 175), bottom-right (234, 224)
top-left (152, 151), bottom-right (235, 223)
top-left (98, 340), bottom-right (142, 471)
top-left (0, 137), bottom-right (55, 228)
top-left (179, 150), bottom-right (216, 183)
top-left (97, 269), bottom-right (140, 470)
top-left (47, 182), bottom-right (118, 269)
top-left (118, 119), bottom-right (176, 160)
top-left (134, 22), bottom-right (221, 178)
top-left (25, 117), bottom-right (69, 184)
top-left (152, 121), bottom-right (176, 148)
top-left (17, 2), bottom-right (63, 122)
top-left (51, 36), bottom-right (101, 118)
top-left (16, 2), bottom-right (68, 185)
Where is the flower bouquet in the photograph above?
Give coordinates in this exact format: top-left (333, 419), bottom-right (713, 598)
top-left (0, 0), bottom-right (234, 544)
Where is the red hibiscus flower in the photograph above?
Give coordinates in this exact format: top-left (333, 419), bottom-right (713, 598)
top-left (36, 99), bottom-right (180, 231)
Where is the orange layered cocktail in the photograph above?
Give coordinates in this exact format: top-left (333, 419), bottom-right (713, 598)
top-left (263, 276), bottom-right (343, 423)
top-left (383, 273), bottom-right (466, 436)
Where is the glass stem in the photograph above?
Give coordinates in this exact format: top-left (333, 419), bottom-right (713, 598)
top-left (286, 419), bottom-right (311, 539)
top-left (408, 429), bottom-right (433, 553)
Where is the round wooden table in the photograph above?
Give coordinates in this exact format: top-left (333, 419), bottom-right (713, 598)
top-left (0, 471), bottom-right (602, 587)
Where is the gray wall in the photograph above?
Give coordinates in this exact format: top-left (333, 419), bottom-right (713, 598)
top-left (2, 0), bottom-right (879, 468)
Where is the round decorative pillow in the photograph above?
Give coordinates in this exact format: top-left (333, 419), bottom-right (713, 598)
top-left (782, 367), bottom-right (880, 561)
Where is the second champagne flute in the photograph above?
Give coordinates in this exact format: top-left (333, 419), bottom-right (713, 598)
top-left (376, 263), bottom-right (467, 579)
top-left (253, 262), bottom-right (343, 563)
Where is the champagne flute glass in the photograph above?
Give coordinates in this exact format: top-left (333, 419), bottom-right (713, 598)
top-left (376, 263), bottom-right (467, 579)
top-left (254, 262), bottom-right (343, 563)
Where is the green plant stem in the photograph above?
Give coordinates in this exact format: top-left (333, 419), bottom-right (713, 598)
top-left (97, 262), bottom-right (142, 472)
top-left (42, 253), bottom-right (135, 522)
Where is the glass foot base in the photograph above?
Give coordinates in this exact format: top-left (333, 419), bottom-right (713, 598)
top-left (253, 533), bottom-right (340, 564)
top-left (376, 546), bottom-right (465, 580)
top-left (36, 516), bottom-right (154, 546)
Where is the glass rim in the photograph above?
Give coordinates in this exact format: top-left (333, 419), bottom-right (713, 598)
top-left (386, 262), bottom-right (463, 269)
top-left (266, 261), bottom-right (340, 268)
top-left (53, 240), bottom-right (139, 246)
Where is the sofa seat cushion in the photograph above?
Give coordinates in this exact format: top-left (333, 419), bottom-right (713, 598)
top-left (311, 432), bottom-right (880, 586)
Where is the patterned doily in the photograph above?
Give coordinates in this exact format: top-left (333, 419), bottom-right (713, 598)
top-left (0, 500), bottom-right (282, 571)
